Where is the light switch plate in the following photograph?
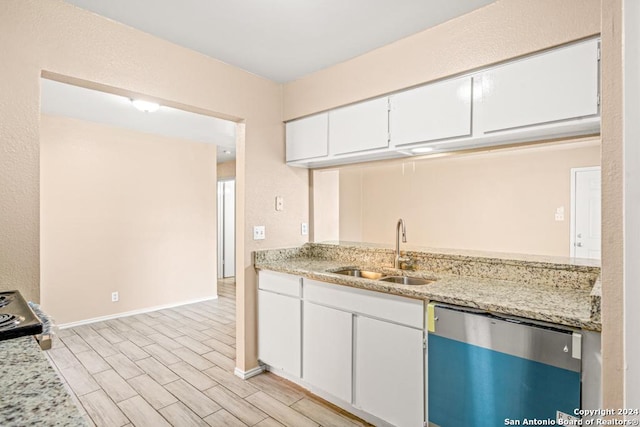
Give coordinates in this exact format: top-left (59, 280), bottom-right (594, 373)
top-left (275, 196), bottom-right (284, 211)
top-left (253, 225), bottom-right (265, 240)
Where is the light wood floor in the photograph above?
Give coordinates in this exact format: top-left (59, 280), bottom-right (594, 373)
top-left (47, 278), bottom-right (369, 427)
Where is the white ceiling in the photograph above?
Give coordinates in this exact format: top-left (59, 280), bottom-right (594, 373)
top-left (41, 79), bottom-right (237, 162)
top-left (63, 0), bottom-right (496, 83)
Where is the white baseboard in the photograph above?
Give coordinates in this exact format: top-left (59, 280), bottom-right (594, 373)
top-left (265, 366), bottom-right (394, 427)
top-left (58, 295), bottom-right (218, 329)
top-left (234, 365), bottom-right (264, 380)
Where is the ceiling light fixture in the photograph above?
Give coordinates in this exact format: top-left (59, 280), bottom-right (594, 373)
top-left (130, 99), bottom-right (160, 113)
top-left (223, 150), bottom-right (231, 154)
top-left (411, 147), bottom-right (435, 154)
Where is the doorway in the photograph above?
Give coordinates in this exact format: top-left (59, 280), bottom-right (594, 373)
top-left (217, 179), bottom-right (235, 278)
top-left (570, 166), bottom-right (601, 259)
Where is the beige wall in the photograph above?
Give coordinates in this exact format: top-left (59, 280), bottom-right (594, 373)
top-left (40, 115), bottom-right (217, 324)
top-left (0, 0), bottom-right (309, 373)
top-left (311, 170), bottom-right (340, 242)
top-left (217, 160), bottom-right (236, 180)
top-left (338, 168), bottom-right (363, 242)
top-left (601, 0), bottom-right (624, 410)
top-left (330, 142), bottom-right (600, 256)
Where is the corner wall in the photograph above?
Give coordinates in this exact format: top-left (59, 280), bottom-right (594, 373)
top-left (624, 0), bottom-right (640, 409)
top-left (601, 0), bottom-right (625, 411)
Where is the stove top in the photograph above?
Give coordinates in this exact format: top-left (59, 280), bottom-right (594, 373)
top-left (0, 290), bottom-right (43, 341)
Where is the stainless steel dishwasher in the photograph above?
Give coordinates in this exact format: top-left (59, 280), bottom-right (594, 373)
top-left (427, 303), bottom-right (582, 426)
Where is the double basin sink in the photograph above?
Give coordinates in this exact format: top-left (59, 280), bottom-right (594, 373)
top-left (331, 268), bottom-right (434, 286)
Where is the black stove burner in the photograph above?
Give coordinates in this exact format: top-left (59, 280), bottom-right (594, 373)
top-left (0, 295), bottom-right (12, 308)
top-left (0, 313), bottom-right (22, 331)
top-left (0, 291), bottom-right (42, 341)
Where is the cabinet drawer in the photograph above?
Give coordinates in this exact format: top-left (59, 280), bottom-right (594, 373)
top-left (258, 271), bottom-right (301, 297)
top-left (303, 279), bottom-right (423, 328)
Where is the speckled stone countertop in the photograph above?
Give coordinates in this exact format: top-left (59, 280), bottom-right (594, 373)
top-left (254, 243), bottom-right (602, 331)
top-left (0, 336), bottom-right (88, 427)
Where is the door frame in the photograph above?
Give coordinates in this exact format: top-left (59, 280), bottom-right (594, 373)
top-left (569, 166), bottom-right (601, 257)
top-left (217, 177), bottom-right (236, 279)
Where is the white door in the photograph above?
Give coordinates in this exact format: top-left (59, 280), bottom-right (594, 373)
top-left (572, 167), bottom-right (601, 259)
top-left (354, 315), bottom-right (425, 427)
top-left (302, 301), bottom-right (352, 403)
top-left (217, 179), bottom-right (235, 278)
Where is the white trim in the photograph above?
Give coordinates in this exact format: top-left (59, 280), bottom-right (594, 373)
top-left (234, 365), bottom-right (264, 380)
top-left (569, 166), bottom-right (601, 258)
top-left (58, 295), bottom-right (218, 329)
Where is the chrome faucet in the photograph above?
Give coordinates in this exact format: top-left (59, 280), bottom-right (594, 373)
top-left (395, 218), bottom-right (408, 269)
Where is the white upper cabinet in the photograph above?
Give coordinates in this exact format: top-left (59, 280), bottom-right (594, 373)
top-left (286, 113), bottom-right (329, 162)
top-left (478, 39), bottom-right (599, 133)
top-left (285, 38), bottom-right (600, 168)
top-left (329, 97), bottom-right (389, 155)
top-left (390, 76), bottom-right (472, 146)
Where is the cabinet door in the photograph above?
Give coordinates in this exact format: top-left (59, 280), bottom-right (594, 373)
top-left (286, 113), bottom-right (329, 162)
top-left (355, 316), bottom-right (424, 427)
top-left (258, 290), bottom-right (301, 377)
top-left (479, 39), bottom-right (599, 133)
top-left (390, 76), bottom-right (472, 146)
top-left (329, 97), bottom-right (389, 155)
top-left (303, 302), bottom-right (352, 403)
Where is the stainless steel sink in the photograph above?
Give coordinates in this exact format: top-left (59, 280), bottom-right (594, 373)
top-left (378, 276), bottom-right (433, 286)
top-left (332, 268), bottom-right (385, 280)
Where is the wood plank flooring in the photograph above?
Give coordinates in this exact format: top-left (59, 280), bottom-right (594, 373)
top-left (48, 279), bottom-right (369, 427)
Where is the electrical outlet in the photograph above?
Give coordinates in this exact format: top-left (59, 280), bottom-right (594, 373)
top-left (253, 225), bottom-right (266, 240)
top-left (111, 291), bottom-right (119, 302)
top-left (301, 222), bottom-right (308, 236)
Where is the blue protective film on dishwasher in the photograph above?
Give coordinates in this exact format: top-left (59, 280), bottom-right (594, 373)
top-left (428, 334), bottom-right (580, 426)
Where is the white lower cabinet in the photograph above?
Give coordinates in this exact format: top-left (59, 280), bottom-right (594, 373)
top-left (257, 271), bottom-right (302, 377)
top-left (257, 290), bottom-right (301, 377)
top-left (302, 301), bottom-right (353, 403)
top-left (354, 315), bottom-right (425, 427)
top-left (258, 273), bottom-right (426, 426)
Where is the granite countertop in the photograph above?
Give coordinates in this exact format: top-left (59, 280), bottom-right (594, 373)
top-left (255, 250), bottom-right (601, 331)
top-left (0, 336), bottom-right (88, 427)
